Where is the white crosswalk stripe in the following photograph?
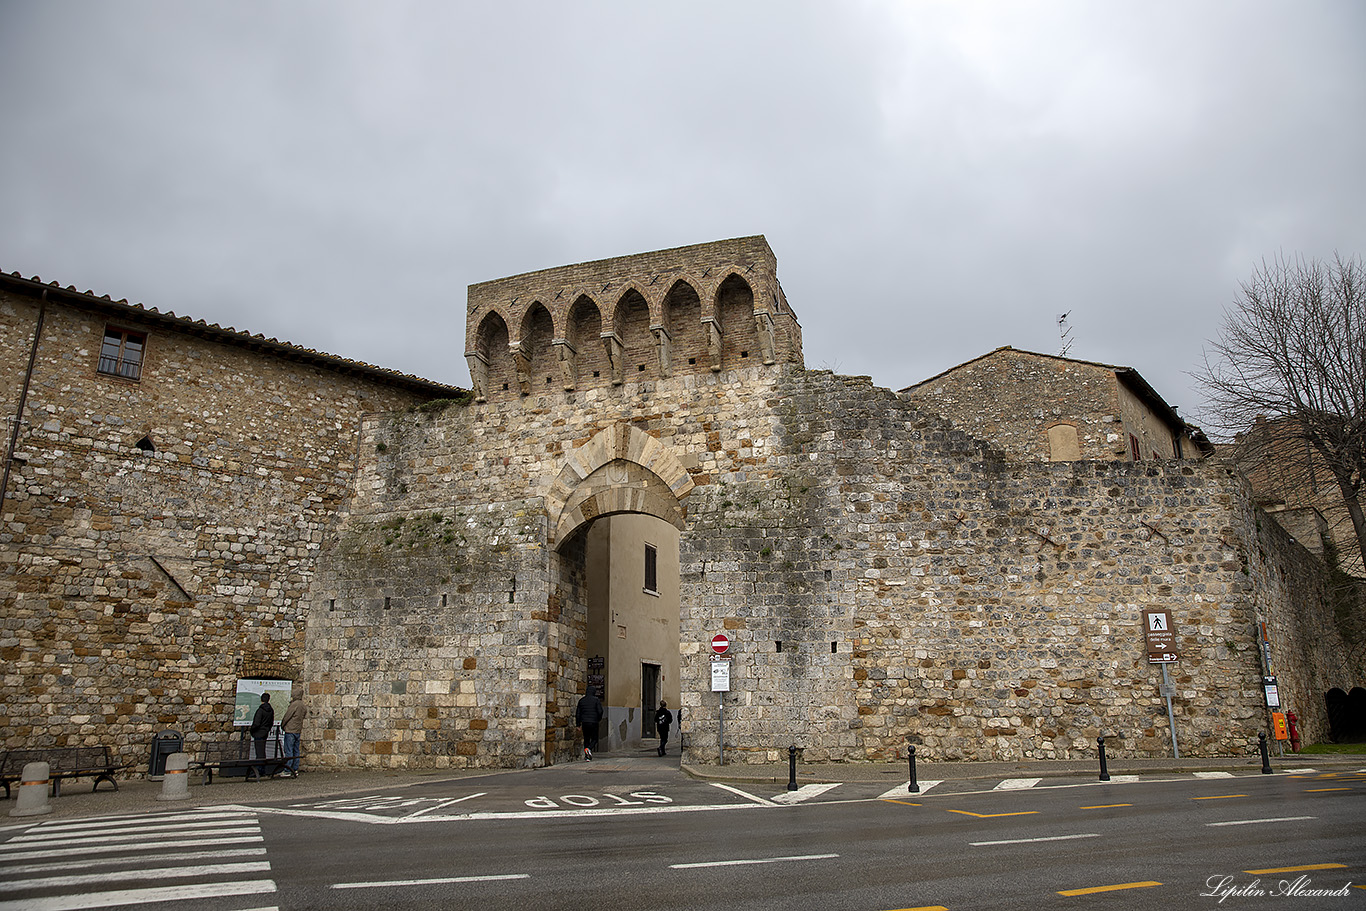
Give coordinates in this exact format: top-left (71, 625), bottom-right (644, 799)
top-left (0, 810), bottom-right (276, 911)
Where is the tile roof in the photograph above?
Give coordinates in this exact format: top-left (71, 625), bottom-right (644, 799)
top-left (2, 270), bottom-right (466, 397)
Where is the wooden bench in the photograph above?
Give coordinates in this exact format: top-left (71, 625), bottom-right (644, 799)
top-left (190, 738), bottom-right (285, 785)
top-left (0, 746), bottom-right (124, 798)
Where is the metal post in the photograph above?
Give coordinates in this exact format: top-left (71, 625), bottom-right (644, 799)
top-left (1161, 663), bottom-right (1180, 759)
top-left (788, 745), bottom-right (798, 791)
top-left (718, 692), bottom-right (724, 767)
top-left (1258, 732), bottom-right (1272, 774)
top-left (907, 744), bottom-right (920, 794)
top-left (1097, 735), bottom-right (1110, 781)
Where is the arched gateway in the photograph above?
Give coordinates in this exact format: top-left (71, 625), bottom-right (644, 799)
top-left (303, 235), bottom-right (1361, 771)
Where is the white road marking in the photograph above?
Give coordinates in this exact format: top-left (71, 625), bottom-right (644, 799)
top-left (1283, 768), bottom-right (1318, 774)
top-left (0, 847), bottom-right (267, 876)
top-left (708, 783), bottom-right (778, 806)
top-left (878, 780), bottom-right (941, 798)
top-left (972, 833), bottom-right (1100, 846)
top-left (1193, 771), bottom-right (1235, 779)
top-left (1206, 816), bottom-right (1317, 827)
top-left (332, 874), bottom-right (528, 889)
top-left (23, 811), bottom-right (252, 833)
top-left (400, 793), bottom-right (487, 819)
top-left (671, 853), bottom-right (839, 869)
top-left (1106, 775), bottom-right (1140, 783)
top-left (0, 835), bottom-right (265, 863)
top-left (0, 826), bottom-right (261, 851)
top-left (0, 861), bottom-right (272, 892)
top-left (771, 783), bottom-right (841, 804)
top-left (0, 879), bottom-right (276, 911)
top-left (15, 819), bottom-right (258, 843)
top-left (994, 778), bottom-right (1042, 790)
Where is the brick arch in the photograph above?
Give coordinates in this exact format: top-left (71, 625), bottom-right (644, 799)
top-left (715, 271), bottom-right (761, 369)
top-left (548, 423), bottom-right (694, 548)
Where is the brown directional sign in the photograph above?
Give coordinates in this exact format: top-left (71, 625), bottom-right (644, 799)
top-left (1144, 609), bottom-right (1178, 663)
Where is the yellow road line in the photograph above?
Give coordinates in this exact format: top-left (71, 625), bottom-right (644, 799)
top-left (945, 809), bottom-right (1038, 818)
top-left (881, 799), bottom-right (922, 806)
top-left (1080, 803), bottom-right (1133, 809)
top-left (883, 907), bottom-right (948, 911)
top-left (1192, 794), bottom-right (1247, 800)
top-left (1244, 863), bottom-right (1347, 875)
top-left (1305, 787), bottom-right (1352, 792)
top-left (1058, 881), bottom-right (1162, 896)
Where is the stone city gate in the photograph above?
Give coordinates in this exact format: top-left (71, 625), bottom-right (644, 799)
top-left (301, 236), bottom-right (1361, 771)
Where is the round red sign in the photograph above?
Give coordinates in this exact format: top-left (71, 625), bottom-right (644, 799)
top-left (711, 633), bottom-right (730, 654)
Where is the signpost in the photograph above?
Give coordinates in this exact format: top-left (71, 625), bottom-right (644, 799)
top-left (711, 633), bottom-right (731, 765)
top-left (1143, 609), bottom-right (1180, 759)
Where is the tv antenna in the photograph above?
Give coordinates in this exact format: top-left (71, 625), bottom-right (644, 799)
top-left (1057, 311), bottom-right (1075, 357)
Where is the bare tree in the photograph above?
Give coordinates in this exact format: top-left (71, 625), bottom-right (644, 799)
top-left (1196, 253), bottom-right (1366, 578)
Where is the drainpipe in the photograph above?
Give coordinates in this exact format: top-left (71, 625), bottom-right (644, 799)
top-left (1, 289), bottom-right (47, 521)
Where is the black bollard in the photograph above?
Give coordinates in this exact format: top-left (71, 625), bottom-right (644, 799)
top-left (1258, 732), bottom-right (1272, 774)
top-left (1098, 735), bottom-right (1110, 781)
top-left (908, 744), bottom-right (920, 794)
top-left (788, 745), bottom-right (799, 791)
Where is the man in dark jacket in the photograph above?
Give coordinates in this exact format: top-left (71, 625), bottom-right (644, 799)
top-left (655, 699), bottom-right (673, 756)
top-left (574, 687), bottom-right (604, 760)
top-left (249, 693), bottom-right (274, 775)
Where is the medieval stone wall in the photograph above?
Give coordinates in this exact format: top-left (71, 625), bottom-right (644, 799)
top-left (0, 288), bottom-right (444, 754)
top-left (306, 362), bottom-right (1364, 768)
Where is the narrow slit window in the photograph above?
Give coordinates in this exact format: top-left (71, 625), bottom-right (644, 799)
top-left (98, 327), bottom-right (145, 380)
top-left (644, 543), bottom-right (658, 594)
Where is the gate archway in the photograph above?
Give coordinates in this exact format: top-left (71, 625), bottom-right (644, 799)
top-left (545, 423), bottom-right (693, 763)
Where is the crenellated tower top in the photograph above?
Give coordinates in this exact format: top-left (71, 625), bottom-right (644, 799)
top-left (464, 236), bottom-right (803, 402)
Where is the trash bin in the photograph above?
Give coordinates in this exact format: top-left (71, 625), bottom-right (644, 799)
top-left (148, 730), bottom-right (183, 780)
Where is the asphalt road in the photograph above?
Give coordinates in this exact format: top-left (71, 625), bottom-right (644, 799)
top-left (2, 764), bottom-right (1362, 910)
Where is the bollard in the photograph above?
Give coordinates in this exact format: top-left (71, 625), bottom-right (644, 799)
top-left (907, 744), bottom-right (920, 794)
top-left (10, 762), bottom-right (53, 817)
top-left (1098, 735), bottom-right (1110, 781)
top-left (1258, 732), bottom-right (1273, 774)
top-left (157, 752), bottom-right (191, 801)
top-left (787, 745), bottom-right (798, 791)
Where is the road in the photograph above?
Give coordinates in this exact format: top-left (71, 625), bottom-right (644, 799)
top-left (2, 762), bottom-right (1362, 910)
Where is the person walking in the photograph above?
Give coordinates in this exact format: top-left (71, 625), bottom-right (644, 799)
top-left (279, 693), bottom-right (306, 777)
top-left (575, 687), bottom-right (605, 760)
top-left (249, 693), bottom-right (274, 778)
top-left (655, 699), bottom-right (673, 756)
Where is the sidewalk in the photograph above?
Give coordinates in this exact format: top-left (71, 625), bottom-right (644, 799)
top-left (681, 751), bottom-right (1366, 786)
top-left (5, 750), bottom-right (1360, 826)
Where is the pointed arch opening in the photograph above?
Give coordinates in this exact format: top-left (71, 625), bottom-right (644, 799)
top-left (663, 279), bottom-right (705, 371)
top-left (613, 289), bottom-right (655, 381)
top-left (475, 311), bottom-right (514, 399)
top-left (520, 302), bottom-right (557, 393)
top-left (716, 273), bottom-right (759, 370)
top-left (567, 295), bottom-right (608, 386)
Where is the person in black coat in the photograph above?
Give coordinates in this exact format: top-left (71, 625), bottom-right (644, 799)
top-left (655, 699), bottom-right (673, 756)
top-left (249, 693), bottom-right (274, 773)
top-left (575, 687), bottom-right (604, 760)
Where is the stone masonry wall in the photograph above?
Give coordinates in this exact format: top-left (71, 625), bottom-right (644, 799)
top-left (309, 362), bottom-right (1364, 767)
top-left (0, 289), bottom-right (440, 758)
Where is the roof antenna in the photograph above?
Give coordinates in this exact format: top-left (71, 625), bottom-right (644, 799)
top-left (1057, 311), bottom-right (1075, 357)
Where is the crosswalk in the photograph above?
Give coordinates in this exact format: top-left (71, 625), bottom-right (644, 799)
top-left (0, 809), bottom-right (276, 911)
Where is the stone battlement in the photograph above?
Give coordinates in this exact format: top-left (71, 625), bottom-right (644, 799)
top-left (464, 236), bottom-right (803, 402)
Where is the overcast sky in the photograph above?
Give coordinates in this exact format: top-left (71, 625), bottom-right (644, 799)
top-left (3, 1), bottom-right (1363, 428)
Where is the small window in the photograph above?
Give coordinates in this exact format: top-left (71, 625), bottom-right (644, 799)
top-left (644, 543), bottom-right (658, 594)
top-left (1130, 434), bottom-right (1141, 461)
top-left (98, 327), bottom-right (145, 380)
top-left (134, 436), bottom-right (155, 452)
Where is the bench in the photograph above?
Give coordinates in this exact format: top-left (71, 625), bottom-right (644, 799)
top-left (0, 746), bottom-right (124, 798)
top-left (190, 738), bottom-right (286, 785)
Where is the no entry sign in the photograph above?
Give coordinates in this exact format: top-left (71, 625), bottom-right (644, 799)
top-left (711, 633), bottom-right (730, 654)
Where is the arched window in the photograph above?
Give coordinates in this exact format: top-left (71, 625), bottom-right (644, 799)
top-left (475, 311), bottom-right (513, 399)
top-left (521, 303), bottom-right (557, 391)
top-left (613, 289), bottom-right (654, 380)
